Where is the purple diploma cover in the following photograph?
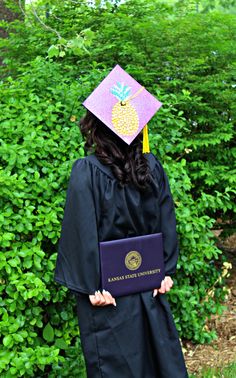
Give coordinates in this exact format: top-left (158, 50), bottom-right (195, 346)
top-left (99, 233), bottom-right (165, 297)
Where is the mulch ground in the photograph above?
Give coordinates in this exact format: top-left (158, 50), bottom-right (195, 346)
top-left (183, 233), bottom-right (236, 375)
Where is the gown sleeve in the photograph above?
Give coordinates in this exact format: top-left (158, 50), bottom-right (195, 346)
top-left (54, 159), bottom-right (100, 295)
top-left (154, 158), bottom-right (179, 277)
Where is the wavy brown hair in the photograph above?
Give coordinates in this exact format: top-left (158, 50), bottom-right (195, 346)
top-left (79, 111), bottom-right (152, 191)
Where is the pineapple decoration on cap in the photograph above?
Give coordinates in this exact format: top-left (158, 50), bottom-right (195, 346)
top-left (111, 82), bottom-right (141, 136)
top-left (83, 65), bottom-right (162, 153)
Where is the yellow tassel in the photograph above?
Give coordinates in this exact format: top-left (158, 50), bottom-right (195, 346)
top-left (142, 124), bottom-right (150, 153)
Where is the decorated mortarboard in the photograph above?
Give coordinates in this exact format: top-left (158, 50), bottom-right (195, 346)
top-left (83, 64), bottom-right (162, 153)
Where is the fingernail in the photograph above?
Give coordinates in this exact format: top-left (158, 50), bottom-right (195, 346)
top-left (113, 302), bottom-right (117, 307)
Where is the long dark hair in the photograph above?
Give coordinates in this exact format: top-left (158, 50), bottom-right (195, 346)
top-left (79, 111), bottom-right (152, 191)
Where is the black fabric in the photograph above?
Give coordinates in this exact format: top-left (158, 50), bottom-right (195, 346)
top-left (54, 153), bottom-right (188, 378)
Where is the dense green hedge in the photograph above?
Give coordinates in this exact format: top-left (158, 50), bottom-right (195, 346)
top-left (0, 61), bottom-right (86, 377)
top-left (1, 1), bottom-right (235, 224)
top-left (0, 0), bottom-right (235, 376)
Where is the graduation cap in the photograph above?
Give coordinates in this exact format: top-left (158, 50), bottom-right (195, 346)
top-left (83, 64), bottom-right (162, 153)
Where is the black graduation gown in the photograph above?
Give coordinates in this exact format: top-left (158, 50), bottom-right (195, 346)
top-left (54, 153), bottom-right (189, 378)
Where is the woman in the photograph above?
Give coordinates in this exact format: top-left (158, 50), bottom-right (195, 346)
top-left (55, 66), bottom-right (188, 377)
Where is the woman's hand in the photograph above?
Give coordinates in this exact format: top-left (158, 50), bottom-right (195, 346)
top-left (153, 276), bottom-right (173, 297)
top-left (89, 290), bottom-right (117, 307)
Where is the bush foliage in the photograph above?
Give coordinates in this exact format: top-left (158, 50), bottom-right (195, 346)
top-left (0, 0), bottom-right (235, 376)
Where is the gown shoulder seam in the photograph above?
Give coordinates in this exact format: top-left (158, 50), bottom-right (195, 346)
top-left (84, 155), bottom-right (114, 179)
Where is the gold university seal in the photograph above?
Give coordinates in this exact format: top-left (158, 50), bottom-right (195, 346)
top-left (125, 251), bottom-right (142, 271)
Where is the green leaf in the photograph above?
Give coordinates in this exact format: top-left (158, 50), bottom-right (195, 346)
top-left (55, 338), bottom-right (68, 349)
top-left (59, 50), bottom-right (66, 57)
top-left (48, 45), bottom-right (59, 58)
top-left (43, 322), bottom-right (54, 342)
top-left (3, 335), bottom-right (13, 347)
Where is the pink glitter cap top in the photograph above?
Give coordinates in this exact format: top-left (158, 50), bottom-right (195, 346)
top-left (82, 64), bottom-right (162, 145)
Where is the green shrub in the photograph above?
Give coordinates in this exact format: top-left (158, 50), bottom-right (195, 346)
top-left (0, 59), bottom-right (85, 376)
top-left (1, 0), bottom-right (235, 223)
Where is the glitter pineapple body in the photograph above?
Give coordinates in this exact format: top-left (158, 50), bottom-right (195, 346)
top-left (110, 82), bottom-right (139, 136)
top-left (112, 101), bottom-right (139, 136)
